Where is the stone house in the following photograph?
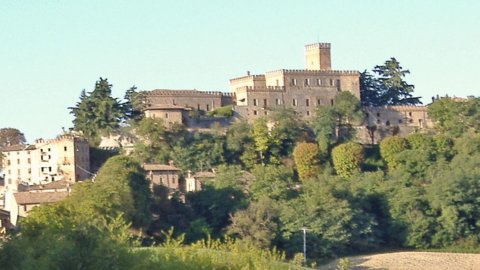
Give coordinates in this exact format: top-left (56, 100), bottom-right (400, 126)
top-left (143, 163), bottom-right (180, 190)
top-left (185, 170), bottom-right (216, 192)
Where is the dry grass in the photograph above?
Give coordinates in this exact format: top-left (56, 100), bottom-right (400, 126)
top-left (320, 251), bottom-right (480, 270)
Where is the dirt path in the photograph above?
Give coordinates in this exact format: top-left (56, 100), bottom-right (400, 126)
top-left (319, 251), bottom-right (480, 270)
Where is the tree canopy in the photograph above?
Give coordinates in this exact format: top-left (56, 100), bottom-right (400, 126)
top-left (360, 58), bottom-right (422, 106)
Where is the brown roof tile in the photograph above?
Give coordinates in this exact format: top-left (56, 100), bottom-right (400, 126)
top-left (1, 144), bottom-right (36, 152)
top-left (143, 163), bottom-right (180, 171)
top-left (14, 191), bottom-right (69, 205)
top-left (26, 180), bottom-right (72, 191)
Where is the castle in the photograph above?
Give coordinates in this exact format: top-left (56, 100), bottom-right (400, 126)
top-left (142, 42), bottom-right (430, 140)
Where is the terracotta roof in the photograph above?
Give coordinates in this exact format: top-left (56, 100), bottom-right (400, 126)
top-left (144, 104), bottom-right (191, 110)
top-left (143, 163), bottom-right (180, 171)
top-left (0, 144), bottom-right (35, 152)
top-left (193, 171), bottom-right (216, 178)
top-left (14, 191), bottom-right (69, 205)
top-left (26, 180), bottom-right (72, 191)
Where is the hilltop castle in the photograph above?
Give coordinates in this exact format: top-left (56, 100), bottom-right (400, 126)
top-left (142, 43), bottom-right (430, 141)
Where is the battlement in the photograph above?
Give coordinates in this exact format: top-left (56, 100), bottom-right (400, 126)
top-left (35, 135), bottom-right (87, 145)
top-left (305, 42), bottom-right (331, 49)
top-left (265, 69), bottom-right (359, 75)
top-left (145, 89), bottom-right (227, 97)
top-left (364, 105), bottom-right (428, 112)
top-left (229, 74), bottom-right (265, 82)
top-left (235, 86), bottom-right (285, 92)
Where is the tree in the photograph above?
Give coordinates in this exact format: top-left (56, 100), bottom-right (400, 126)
top-left (379, 136), bottom-right (408, 171)
top-left (250, 165), bottom-right (294, 201)
top-left (228, 197), bottom-right (281, 248)
top-left (268, 107), bottom-right (305, 157)
top-left (360, 70), bottom-right (383, 106)
top-left (331, 142), bottom-right (364, 177)
top-left (360, 58), bottom-right (421, 106)
top-left (292, 142), bottom-right (321, 181)
top-left (69, 78), bottom-right (124, 146)
top-left (0, 127), bottom-right (26, 148)
top-left (123, 86), bottom-right (144, 121)
top-left (312, 106), bottom-right (337, 153)
top-left (251, 118), bottom-right (272, 165)
top-left (428, 96), bottom-right (480, 136)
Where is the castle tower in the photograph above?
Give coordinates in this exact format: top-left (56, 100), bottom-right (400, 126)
top-left (305, 43), bottom-right (331, 70)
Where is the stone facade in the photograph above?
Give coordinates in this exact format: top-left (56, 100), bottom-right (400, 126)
top-left (143, 163), bottom-right (181, 191)
top-left (144, 89), bottom-right (234, 113)
top-left (139, 42), bottom-right (431, 143)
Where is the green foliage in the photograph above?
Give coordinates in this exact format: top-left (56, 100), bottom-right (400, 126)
top-left (132, 237), bottom-right (305, 270)
top-left (250, 165), bottom-right (294, 200)
top-left (379, 136), bottom-right (408, 170)
top-left (123, 86), bottom-right (145, 121)
top-left (293, 142), bottom-right (321, 181)
top-left (360, 58), bottom-right (421, 106)
top-left (0, 127), bottom-right (26, 147)
top-left (207, 105), bottom-right (234, 118)
top-left (428, 97), bottom-right (480, 136)
top-left (69, 78), bottom-right (125, 146)
top-left (312, 106), bottom-right (337, 153)
top-left (332, 142), bottom-right (364, 177)
top-left (336, 258), bottom-right (352, 270)
top-left (228, 197), bottom-right (281, 248)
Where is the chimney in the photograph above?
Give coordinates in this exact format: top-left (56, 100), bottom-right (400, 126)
top-left (169, 160), bottom-right (174, 167)
top-left (246, 71), bottom-right (250, 76)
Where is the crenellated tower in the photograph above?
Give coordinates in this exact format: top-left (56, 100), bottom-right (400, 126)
top-left (305, 43), bottom-right (331, 70)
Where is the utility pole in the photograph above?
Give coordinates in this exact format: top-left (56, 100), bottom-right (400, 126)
top-left (301, 227), bottom-right (307, 264)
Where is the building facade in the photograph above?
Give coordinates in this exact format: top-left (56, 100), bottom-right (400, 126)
top-left (1, 135), bottom-right (90, 192)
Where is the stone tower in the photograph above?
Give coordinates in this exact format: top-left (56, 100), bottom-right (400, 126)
top-left (305, 43), bottom-right (331, 70)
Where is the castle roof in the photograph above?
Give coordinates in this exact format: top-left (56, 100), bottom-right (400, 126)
top-left (142, 163), bottom-right (180, 171)
top-left (14, 191), bottom-right (69, 205)
top-left (25, 180), bottom-right (72, 191)
top-left (144, 89), bottom-right (226, 97)
top-left (0, 144), bottom-right (36, 152)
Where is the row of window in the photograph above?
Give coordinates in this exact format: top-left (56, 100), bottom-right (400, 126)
top-left (366, 112), bottom-right (414, 118)
top-left (290, 78), bottom-right (340, 87)
top-left (253, 110), bottom-right (313, 117)
top-left (252, 98), bottom-right (334, 107)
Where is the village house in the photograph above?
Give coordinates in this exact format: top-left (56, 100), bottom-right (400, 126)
top-left (142, 162), bottom-right (181, 191)
top-left (185, 170), bottom-right (216, 192)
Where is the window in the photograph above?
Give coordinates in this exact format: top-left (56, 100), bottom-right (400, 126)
top-left (306, 99), bottom-right (310, 107)
top-left (306, 111), bottom-right (310, 116)
top-left (293, 99), bottom-right (297, 106)
top-left (17, 159), bottom-right (20, 164)
top-left (28, 168), bottom-right (31, 174)
top-left (64, 146), bottom-right (67, 151)
top-left (7, 160), bottom-right (10, 166)
top-left (253, 110), bottom-right (258, 115)
top-left (366, 113), bottom-right (369, 118)
top-left (398, 119), bottom-right (403, 124)
top-left (409, 119), bottom-right (413, 123)
top-left (197, 104), bottom-right (200, 110)
top-left (330, 79), bottom-right (334, 86)
top-left (304, 79), bottom-right (309, 86)
top-left (386, 121), bottom-right (390, 126)
top-left (377, 119), bottom-right (381, 124)
top-left (165, 113), bottom-right (169, 119)
top-left (336, 79), bottom-right (341, 89)
top-left (317, 99), bottom-right (321, 105)
top-left (264, 111), bottom-right (268, 115)
top-left (49, 167), bottom-right (52, 172)
top-left (409, 112), bottom-right (412, 117)
top-left (376, 113), bottom-right (380, 117)
top-left (317, 79), bottom-right (322, 86)
top-left (276, 98), bottom-right (280, 105)
top-left (253, 99), bottom-right (258, 106)
top-left (206, 104), bottom-right (210, 111)
top-left (330, 99), bottom-right (334, 106)
top-left (172, 99), bottom-right (176, 105)
top-left (172, 178), bottom-right (176, 184)
top-left (263, 99), bottom-right (267, 107)
top-left (291, 78), bottom-right (297, 86)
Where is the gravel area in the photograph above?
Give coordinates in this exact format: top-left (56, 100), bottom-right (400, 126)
top-left (319, 252), bottom-right (480, 270)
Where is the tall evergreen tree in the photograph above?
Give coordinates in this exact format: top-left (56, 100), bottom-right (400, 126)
top-left (69, 78), bottom-right (124, 146)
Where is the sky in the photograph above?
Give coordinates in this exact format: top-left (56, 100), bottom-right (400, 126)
top-left (1, 0), bottom-right (479, 143)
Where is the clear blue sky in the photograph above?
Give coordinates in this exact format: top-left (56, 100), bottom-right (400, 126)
top-left (1, 0), bottom-right (479, 142)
